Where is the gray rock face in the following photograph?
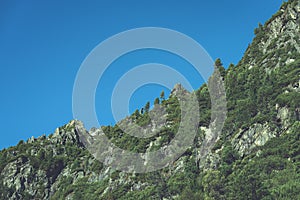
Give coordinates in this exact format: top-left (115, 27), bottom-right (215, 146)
top-left (232, 123), bottom-right (274, 157)
top-left (51, 120), bottom-right (83, 146)
top-left (170, 83), bottom-right (190, 98)
top-left (1, 156), bottom-right (49, 199)
top-left (241, 0), bottom-right (300, 70)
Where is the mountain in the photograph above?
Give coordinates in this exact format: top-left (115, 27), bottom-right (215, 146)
top-left (0, 0), bottom-right (299, 199)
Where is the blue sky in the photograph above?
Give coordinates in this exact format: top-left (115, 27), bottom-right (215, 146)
top-left (0, 0), bottom-right (283, 149)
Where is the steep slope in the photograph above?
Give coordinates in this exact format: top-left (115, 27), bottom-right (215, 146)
top-left (0, 0), bottom-right (299, 199)
top-left (222, 0), bottom-right (300, 156)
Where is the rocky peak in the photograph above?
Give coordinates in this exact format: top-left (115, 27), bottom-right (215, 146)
top-left (50, 120), bottom-right (84, 147)
top-left (241, 0), bottom-right (300, 69)
top-left (170, 83), bottom-right (189, 97)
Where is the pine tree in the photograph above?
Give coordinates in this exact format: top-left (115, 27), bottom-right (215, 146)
top-left (145, 102), bottom-right (150, 113)
top-left (154, 98), bottom-right (160, 105)
top-left (160, 90), bottom-right (165, 100)
top-left (214, 58), bottom-right (226, 78)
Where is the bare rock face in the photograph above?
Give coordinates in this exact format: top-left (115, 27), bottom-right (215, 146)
top-left (51, 120), bottom-right (83, 147)
top-left (1, 152), bottom-right (49, 199)
top-left (241, 0), bottom-right (300, 70)
top-left (232, 124), bottom-right (273, 157)
top-left (170, 83), bottom-right (190, 98)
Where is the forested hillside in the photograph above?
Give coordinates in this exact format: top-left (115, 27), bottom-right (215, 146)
top-left (0, 0), bottom-right (299, 199)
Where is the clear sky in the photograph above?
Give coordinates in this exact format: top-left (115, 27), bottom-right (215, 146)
top-left (0, 0), bottom-right (283, 149)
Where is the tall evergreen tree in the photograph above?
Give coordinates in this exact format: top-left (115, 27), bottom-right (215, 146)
top-left (145, 101), bottom-right (150, 113)
top-left (154, 98), bottom-right (160, 105)
top-left (160, 90), bottom-right (165, 100)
